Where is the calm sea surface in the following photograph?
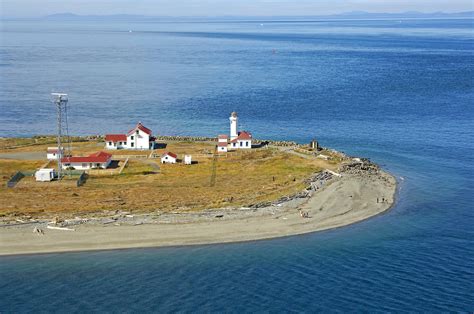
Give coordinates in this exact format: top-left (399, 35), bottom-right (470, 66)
top-left (1, 18), bottom-right (473, 312)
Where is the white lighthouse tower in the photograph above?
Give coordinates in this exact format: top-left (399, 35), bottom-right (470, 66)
top-left (230, 112), bottom-right (238, 140)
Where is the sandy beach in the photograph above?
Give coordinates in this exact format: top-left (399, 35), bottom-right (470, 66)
top-left (0, 170), bottom-right (397, 256)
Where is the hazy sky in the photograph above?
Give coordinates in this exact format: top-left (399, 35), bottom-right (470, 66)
top-left (1, 0), bottom-right (473, 17)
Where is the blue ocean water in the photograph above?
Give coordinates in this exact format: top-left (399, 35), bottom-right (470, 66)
top-left (1, 18), bottom-right (473, 312)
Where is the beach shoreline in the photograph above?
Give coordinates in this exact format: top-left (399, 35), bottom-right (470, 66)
top-left (0, 169), bottom-right (397, 256)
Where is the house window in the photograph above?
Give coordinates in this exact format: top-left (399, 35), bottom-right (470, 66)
top-left (246, 141), bottom-right (249, 147)
top-left (136, 130), bottom-right (139, 134)
top-left (240, 141), bottom-right (243, 147)
top-left (131, 136), bottom-right (134, 140)
top-left (233, 143), bottom-right (236, 147)
top-left (109, 142), bottom-right (112, 145)
top-left (82, 163), bottom-right (87, 168)
top-left (131, 143), bottom-right (134, 147)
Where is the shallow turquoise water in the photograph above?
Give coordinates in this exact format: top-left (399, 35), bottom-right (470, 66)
top-left (0, 18), bottom-right (473, 312)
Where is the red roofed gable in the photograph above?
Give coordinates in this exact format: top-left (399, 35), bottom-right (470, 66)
top-left (230, 131), bottom-right (252, 143)
top-left (127, 122), bottom-right (152, 136)
top-left (238, 131), bottom-right (252, 139)
top-left (105, 134), bottom-right (127, 142)
top-left (47, 147), bottom-right (63, 153)
top-left (162, 152), bottom-right (177, 159)
top-left (61, 151), bottom-right (112, 164)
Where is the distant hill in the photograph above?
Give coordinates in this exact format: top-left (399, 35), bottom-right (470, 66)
top-left (3, 11), bottom-right (473, 21)
top-left (331, 10), bottom-right (474, 19)
top-left (43, 13), bottom-right (155, 21)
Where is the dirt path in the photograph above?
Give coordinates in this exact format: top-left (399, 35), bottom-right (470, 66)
top-left (140, 159), bottom-right (161, 173)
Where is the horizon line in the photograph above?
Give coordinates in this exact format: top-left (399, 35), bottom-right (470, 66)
top-left (1, 10), bottom-right (473, 20)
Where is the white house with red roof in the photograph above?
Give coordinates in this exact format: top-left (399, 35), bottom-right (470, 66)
top-left (61, 151), bottom-right (112, 170)
top-left (230, 130), bottom-right (252, 149)
top-left (105, 134), bottom-right (127, 149)
top-left (217, 112), bottom-right (252, 152)
top-left (161, 152), bottom-right (177, 164)
top-left (46, 147), bottom-right (64, 160)
top-left (105, 122), bottom-right (156, 150)
top-left (217, 134), bottom-right (228, 152)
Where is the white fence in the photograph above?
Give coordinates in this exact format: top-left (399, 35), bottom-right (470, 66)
top-left (113, 154), bottom-right (148, 159)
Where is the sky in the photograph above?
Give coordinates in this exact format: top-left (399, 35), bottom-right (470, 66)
top-left (0, 0), bottom-right (473, 18)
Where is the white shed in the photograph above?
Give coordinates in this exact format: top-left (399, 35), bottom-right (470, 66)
top-left (161, 152), bottom-right (177, 164)
top-left (217, 142), bottom-right (228, 153)
top-left (217, 135), bottom-right (228, 153)
top-left (47, 147), bottom-right (63, 160)
top-left (35, 168), bottom-right (57, 182)
top-left (184, 155), bottom-right (192, 165)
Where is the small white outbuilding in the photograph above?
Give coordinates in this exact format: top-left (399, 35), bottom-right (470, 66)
top-left (46, 147), bottom-right (63, 160)
top-left (217, 134), bottom-right (228, 153)
top-left (161, 152), bottom-right (177, 164)
top-left (35, 168), bottom-right (57, 182)
top-left (184, 155), bottom-right (192, 165)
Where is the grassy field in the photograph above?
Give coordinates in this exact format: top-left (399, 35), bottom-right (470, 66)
top-left (0, 138), bottom-right (340, 218)
top-left (0, 136), bottom-right (91, 150)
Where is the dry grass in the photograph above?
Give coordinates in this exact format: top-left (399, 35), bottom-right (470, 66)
top-left (0, 140), bottom-right (339, 218)
top-left (0, 159), bottom-right (45, 185)
top-left (0, 136), bottom-right (91, 151)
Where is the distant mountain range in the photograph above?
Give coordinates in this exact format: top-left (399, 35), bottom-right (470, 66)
top-left (3, 11), bottom-right (474, 21)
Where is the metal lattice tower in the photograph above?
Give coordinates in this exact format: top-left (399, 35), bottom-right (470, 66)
top-left (51, 93), bottom-right (71, 180)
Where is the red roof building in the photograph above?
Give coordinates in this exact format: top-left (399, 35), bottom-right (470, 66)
top-left (105, 122), bottom-right (155, 150)
top-left (105, 134), bottom-right (127, 142)
top-left (162, 152), bottom-right (177, 159)
top-left (47, 147), bottom-right (63, 153)
top-left (61, 151), bottom-right (112, 164)
top-left (230, 131), bottom-right (252, 143)
top-left (161, 151), bottom-right (178, 164)
top-left (46, 147), bottom-right (64, 160)
top-left (127, 122), bottom-right (152, 136)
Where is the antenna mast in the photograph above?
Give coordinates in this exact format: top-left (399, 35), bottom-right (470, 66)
top-left (51, 93), bottom-right (71, 180)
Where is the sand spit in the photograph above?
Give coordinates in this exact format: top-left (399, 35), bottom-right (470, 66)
top-left (0, 168), bottom-right (397, 256)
